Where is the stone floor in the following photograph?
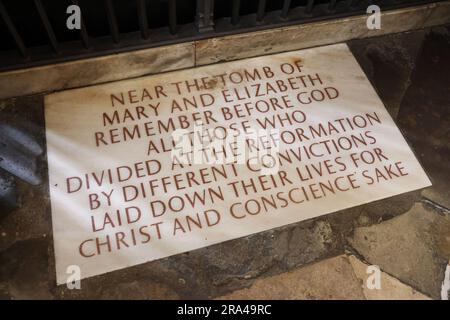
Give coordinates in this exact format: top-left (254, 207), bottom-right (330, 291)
top-left (0, 25), bottom-right (449, 300)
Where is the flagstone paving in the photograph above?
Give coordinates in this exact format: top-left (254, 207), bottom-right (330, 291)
top-left (218, 255), bottom-right (366, 300)
top-left (0, 25), bottom-right (449, 300)
top-left (348, 202), bottom-right (450, 299)
top-left (218, 254), bottom-right (431, 300)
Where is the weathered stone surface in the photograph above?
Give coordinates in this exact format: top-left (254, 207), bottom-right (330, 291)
top-left (348, 254), bottom-right (431, 300)
top-left (354, 191), bottom-right (421, 227)
top-left (0, 170), bottom-right (19, 215)
top-left (397, 26), bottom-right (450, 209)
top-left (426, 1), bottom-right (450, 28)
top-left (0, 96), bottom-right (51, 252)
top-left (344, 27), bottom-right (450, 300)
top-left (51, 252), bottom-right (186, 299)
top-left (0, 238), bottom-right (52, 299)
top-left (56, 272), bottom-right (181, 300)
top-left (184, 212), bottom-right (352, 297)
top-left (195, 3), bottom-right (450, 66)
top-left (217, 255), bottom-right (365, 300)
top-left (347, 202), bottom-right (450, 299)
top-left (0, 43), bottom-right (195, 100)
top-left (348, 30), bottom-right (426, 118)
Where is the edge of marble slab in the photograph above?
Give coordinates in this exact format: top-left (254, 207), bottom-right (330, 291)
top-left (0, 1), bottom-right (449, 100)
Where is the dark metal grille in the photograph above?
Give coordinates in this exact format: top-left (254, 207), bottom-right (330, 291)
top-left (0, 0), bottom-right (443, 72)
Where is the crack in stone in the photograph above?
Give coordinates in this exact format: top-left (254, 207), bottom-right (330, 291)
top-left (421, 198), bottom-right (450, 215)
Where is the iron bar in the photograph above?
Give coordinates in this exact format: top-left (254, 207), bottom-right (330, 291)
top-left (33, 0), bottom-right (58, 53)
top-left (168, 0), bottom-right (177, 35)
top-left (281, 0), bottom-right (292, 19)
top-left (231, 0), bottom-right (240, 25)
top-left (137, 0), bottom-right (149, 39)
top-left (256, 0), bottom-right (266, 22)
top-left (0, 0), bottom-right (28, 58)
top-left (72, 0), bottom-right (89, 49)
top-left (306, 0), bottom-right (315, 14)
top-left (104, 0), bottom-right (120, 44)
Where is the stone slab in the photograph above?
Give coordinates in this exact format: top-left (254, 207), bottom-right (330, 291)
top-left (396, 26), bottom-right (450, 209)
top-left (44, 43), bottom-right (430, 284)
top-left (217, 255), bottom-right (365, 300)
top-left (347, 202), bottom-right (450, 299)
top-left (348, 30), bottom-right (427, 119)
top-left (348, 254), bottom-right (431, 300)
top-left (195, 2), bottom-right (450, 67)
top-left (0, 43), bottom-right (195, 100)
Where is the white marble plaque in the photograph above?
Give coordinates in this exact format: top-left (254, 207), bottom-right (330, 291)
top-left (45, 43), bottom-right (431, 284)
